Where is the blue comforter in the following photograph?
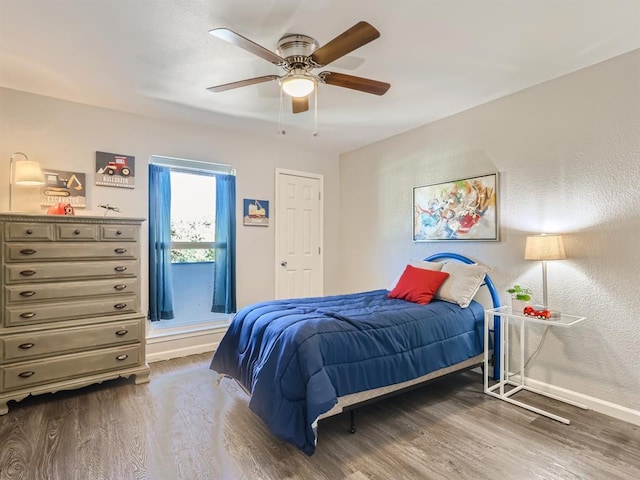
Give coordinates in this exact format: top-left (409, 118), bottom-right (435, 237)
top-left (210, 289), bottom-right (484, 455)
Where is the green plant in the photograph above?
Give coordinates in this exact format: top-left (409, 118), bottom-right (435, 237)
top-left (506, 285), bottom-right (532, 302)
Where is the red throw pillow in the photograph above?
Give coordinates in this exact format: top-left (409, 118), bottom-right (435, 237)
top-left (387, 265), bottom-right (450, 304)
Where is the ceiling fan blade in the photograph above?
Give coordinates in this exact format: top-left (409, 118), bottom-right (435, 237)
top-left (292, 96), bottom-right (309, 114)
top-left (310, 21), bottom-right (380, 67)
top-left (207, 75), bottom-right (280, 92)
top-left (318, 72), bottom-right (390, 96)
top-left (209, 28), bottom-right (285, 66)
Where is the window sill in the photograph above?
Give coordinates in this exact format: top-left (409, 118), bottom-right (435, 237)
top-left (147, 316), bottom-right (232, 339)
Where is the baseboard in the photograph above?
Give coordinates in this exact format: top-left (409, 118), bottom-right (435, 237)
top-left (509, 374), bottom-right (640, 426)
top-left (146, 325), bottom-right (227, 363)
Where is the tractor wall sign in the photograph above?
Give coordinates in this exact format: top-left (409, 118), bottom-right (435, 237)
top-left (95, 151), bottom-right (135, 189)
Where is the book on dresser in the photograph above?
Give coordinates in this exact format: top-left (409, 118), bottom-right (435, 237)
top-left (0, 213), bottom-right (150, 414)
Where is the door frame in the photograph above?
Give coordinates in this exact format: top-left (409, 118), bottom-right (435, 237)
top-left (274, 168), bottom-right (324, 298)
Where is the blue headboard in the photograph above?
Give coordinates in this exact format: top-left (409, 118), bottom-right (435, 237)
top-left (424, 252), bottom-right (501, 380)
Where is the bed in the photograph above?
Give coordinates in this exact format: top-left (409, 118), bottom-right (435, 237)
top-left (210, 253), bottom-right (500, 455)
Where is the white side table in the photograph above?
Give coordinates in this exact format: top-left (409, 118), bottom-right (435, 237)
top-left (484, 306), bottom-right (587, 424)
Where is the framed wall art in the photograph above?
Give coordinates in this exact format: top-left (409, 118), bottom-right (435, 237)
top-left (243, 199), bottom-right (269, 226)
top-left (95, 151), bottom-right (135, 189)
top-left (413, 173), bottom-right (498, 242)
top-left (40, 169), bottom-right (87, 208)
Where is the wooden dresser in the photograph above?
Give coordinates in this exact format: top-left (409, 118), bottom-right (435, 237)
top-left (0, 213), bottom-right (149, 414)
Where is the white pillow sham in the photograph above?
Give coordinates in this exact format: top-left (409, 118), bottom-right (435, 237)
top-left (435, 261), bottom-right (490, 308)
top-left (388, 260), bottom-right (444, 291)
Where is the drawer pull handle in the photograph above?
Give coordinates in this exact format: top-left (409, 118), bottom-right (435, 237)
top-left (116, 230), bottom-right (123, 235)
top-left (20, 248), bottom-right (37, 255)
top-left (19, 342), bottom-right (35, 350)
top-left (114, 248), bottom-right (127, 254)
top-left (20, 291), bottom-right (37, 297)
top-left (114, 284), bottom-right (127, 291)
top-left (114, 266), bottom-right (127, 272)
top-left (20, 270), bottom-right (36, 277)
top-left (74, 229), bottom-right (81, 235)
top-left (114, 303), bottom-right (127, 309)
top-left (116, 354), bottom-right (129, 361)
top-left (18, 371), bottom-right (35, 378)
top-left (26, 229), bottom-right (33, 235)
top-left (20, 312), bottom-right (36, 319)
top-left (115, 329), bottom-right (129, 336)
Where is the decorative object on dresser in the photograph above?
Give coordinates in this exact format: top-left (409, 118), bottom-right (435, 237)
top-left (0, 213), bottom-right (149, 415)
top-left (46, 202), bottom-right (75, 215)
top-left (8, 152), bottom-right (45, 212)
top-left (524, 233), bottom-right (566, 307)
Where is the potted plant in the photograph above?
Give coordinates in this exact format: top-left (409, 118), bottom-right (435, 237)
top-left (506, 285), bottom-right (533, 313)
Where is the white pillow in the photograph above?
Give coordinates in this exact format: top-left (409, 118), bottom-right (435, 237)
top-left (388, 260), bottom-right (444, 291)
top-left (435, 262), bottom-right (490, 308)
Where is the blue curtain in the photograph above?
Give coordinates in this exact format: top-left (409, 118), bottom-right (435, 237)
top-left (211, 174), bottom-right (236, 314)
top-left (148, 164), bottom-right (175, 321)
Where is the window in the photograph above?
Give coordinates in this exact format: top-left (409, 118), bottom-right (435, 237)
top-left (148, 156), bottom-right (236, 324)
top-left (170, 171), bottom-right (216, 263)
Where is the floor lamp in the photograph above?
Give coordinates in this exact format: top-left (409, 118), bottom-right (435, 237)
top-left (524, 234), bottom-right (566, 307)
top-left (9, 152), bottom-right (45, 212)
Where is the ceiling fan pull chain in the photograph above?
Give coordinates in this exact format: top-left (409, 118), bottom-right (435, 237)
top-left (278, 82), bottom-right (286, 135)
top-left (313, 84), bottom-right (319, 137)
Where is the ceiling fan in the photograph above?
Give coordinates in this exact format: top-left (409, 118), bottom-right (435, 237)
top-left (207, 21), bottom-right (390, 115)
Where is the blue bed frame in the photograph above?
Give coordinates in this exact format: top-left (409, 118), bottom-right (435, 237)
top-left (424, 252), bottom-right (501, 381)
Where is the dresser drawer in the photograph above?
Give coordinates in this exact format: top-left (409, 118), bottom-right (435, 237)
top-left (1, 319), bottom-right (142, 362)
top-left (5, 242), bottom-right (137, 261)
top-left (4, 260), bottom-right (138, 283)
top-left (57, 224), bottom-right (98, 240)
top-left (5, 223), bottom-right (54, 241)
top-left (4, 277), bottom-right (139, 304)
top-left (5, 295), bottom-right (137, 327)
top-left (2, 344), bottom-right (141, 391)
top-left (101, 225), bottom-right (138, 241)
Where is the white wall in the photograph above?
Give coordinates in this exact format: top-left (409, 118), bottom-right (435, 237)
top-left (340, 50), bottom-right (640, 417)
top-left (0, 88), bottom-right (341, 310)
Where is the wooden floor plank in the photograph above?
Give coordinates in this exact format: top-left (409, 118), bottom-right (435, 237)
top-left (0, 352), bottom-right (638, 480)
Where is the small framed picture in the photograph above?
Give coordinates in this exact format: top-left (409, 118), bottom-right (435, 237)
top-left (95, 151), bottom-right (135, 189)
top-left (243, 199), bottom-right (269, 226)
top-left (40, 169), bottom-right (87, 208)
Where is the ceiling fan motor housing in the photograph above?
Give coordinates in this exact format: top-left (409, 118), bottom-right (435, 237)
top-left (276, 34), bottom-right (318, 70)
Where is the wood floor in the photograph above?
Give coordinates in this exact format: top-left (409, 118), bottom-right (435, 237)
top-left (1, 353), bottom-right (638, 480)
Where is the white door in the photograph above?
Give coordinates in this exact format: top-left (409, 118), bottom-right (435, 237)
top-left (275, 169), bottom-right (323, 299)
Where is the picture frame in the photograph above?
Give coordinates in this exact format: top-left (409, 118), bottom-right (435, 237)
top-left (413, 173), bottom-right (499, 242)
top-left (95, 151), bottom-right (135, 189)
top-left (243, 199), bottom-right (269, 226)
top-left (40, 169), bottom-right (87, 208)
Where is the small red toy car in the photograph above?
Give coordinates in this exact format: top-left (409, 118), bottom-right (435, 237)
top-left (523, 305), bottom-right (551, 319)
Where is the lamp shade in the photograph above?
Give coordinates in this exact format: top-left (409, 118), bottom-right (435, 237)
top-left (14, 160), bottom-right (45, 185)
top-left (524, 234), bottom-right (566, 261)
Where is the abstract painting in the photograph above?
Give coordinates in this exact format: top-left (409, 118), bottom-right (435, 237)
top-left (413, 173), bottom-right (498, 241)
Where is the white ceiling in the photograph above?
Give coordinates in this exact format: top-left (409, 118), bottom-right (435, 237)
top-left (1, 0), bottom-right (639, 155)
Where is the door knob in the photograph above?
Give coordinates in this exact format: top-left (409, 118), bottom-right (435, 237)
top-left (280, 261), bottom-right (288, 267)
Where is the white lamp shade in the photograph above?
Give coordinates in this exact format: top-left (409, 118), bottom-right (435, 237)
top-left (524, 234), bottom-right (566, 261)
top-left (14, 160), bottom-right (45, 185)
top-left (281, 75), bottom-right (315, 98)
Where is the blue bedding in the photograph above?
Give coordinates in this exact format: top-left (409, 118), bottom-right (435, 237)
top-left (209, 289), bottom-right (484, 455)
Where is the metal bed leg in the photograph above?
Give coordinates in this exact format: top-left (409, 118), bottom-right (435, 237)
top-left (349, 409), bottom-right (356, 434)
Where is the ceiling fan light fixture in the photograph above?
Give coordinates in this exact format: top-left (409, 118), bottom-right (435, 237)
top-left (281, 74), bottom-right (315, 98)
